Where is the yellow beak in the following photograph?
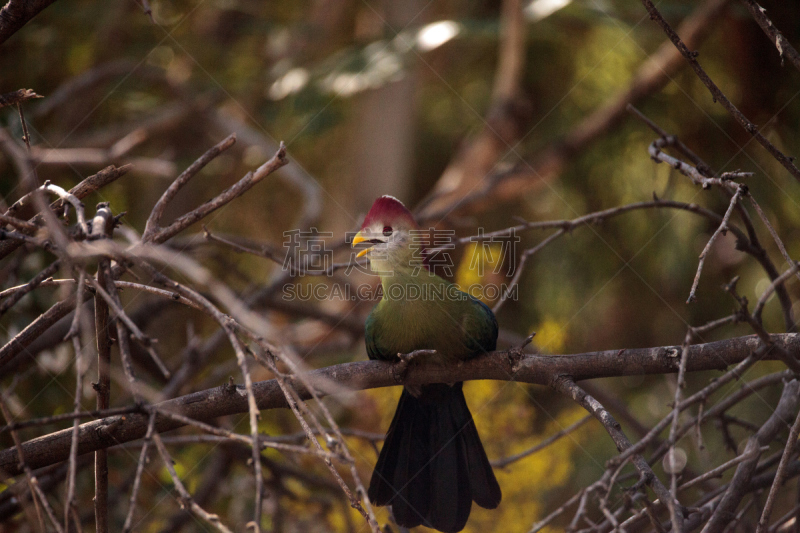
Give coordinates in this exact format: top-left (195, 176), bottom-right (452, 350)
top-left (352, 230), bottom-right (370, 258)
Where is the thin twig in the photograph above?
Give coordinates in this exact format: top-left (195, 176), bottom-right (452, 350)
top-left (64, 312), bottom-right (87, 532)
top-left (251, 348), bottom-right (380, 531)
top-left (154, 407), bottom-right (342, 458)
top-left (493, 414), bottom-right (592, 467)
top-left (0, 212), bottom-right (38, 231)
top-left (678, 446), bottom-right (768, 492)
top-left (746, 194), bottom-right (800, 284)
top-left (753, 262), bottom-right (800, 323)
top-left (93, 207), bottom-right (112, 533)
top-left (64, 269), bottom-right (86, 340)
top-left (667, 329), bottom-right (693, 532)
top-left (151, 431), bottom-right (235, 533)
top-left (143, 133), bottom-right (236, 240)
top-left (0, 393), bottom-right (63, 533)
top-left (41, 181), bottom-right (89, 236)
top-left (687, 185), bottom-right (744, 303)
top-left (145, 140), bottom-right (286, 244)
top-left (0, 89), bottom-right (42, 109)
top-left (85, 274), bottom-right (171, 380)
top-left (0, 259), bottom-right (61, 316)
top-left (1, 405), bottom-right (142, 434)
top-left (134, 262), bottom-right (265, 530)
top-left (648, 137), bottom-right (745, 192)
top-left (757, 408), bottom-right (800, 532)
top-left (702, 380), bottom-right (800, 533)
top-left (493, 229), bottom-right (565, 313)
top-left (103, 258), bottom-right (144, 403)
top-left (739, 0), bottom-right (800, 73)
top-left (551, 376), bottom-right (682, 530)
top-left (724, 280), bottom-right (800, 372)
top-left (122, 412), bottom-right (156, 533)
top-left (203, 226), bottom-right (366, 277)
top-left (640, 0), bottom-right (800, 184)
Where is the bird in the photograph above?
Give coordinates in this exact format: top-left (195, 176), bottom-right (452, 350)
top-left (351, 195), bottom-right (501, 533)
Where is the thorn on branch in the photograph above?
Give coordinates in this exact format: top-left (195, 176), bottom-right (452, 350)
top-left (225, 377), bottom-right (237, 394)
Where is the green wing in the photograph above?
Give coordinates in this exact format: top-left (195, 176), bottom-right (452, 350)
top-left (461, 295), bottom-right (498, 358)
top-left (364, 312), bottom-right (393, 362)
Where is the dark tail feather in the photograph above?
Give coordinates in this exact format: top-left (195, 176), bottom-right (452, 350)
top-left (368, 383), bottom-right (502, 533)
top-left (369, 388), bottom-right (431, 528)
top-left (453, 387), bottom-right (502, 509)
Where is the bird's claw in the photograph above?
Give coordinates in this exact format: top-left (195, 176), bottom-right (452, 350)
top-left (391, 349), bottom-right (436, 384)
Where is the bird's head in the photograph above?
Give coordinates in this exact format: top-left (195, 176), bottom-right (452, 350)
top-left (352, 195), bottom-right (422, 274)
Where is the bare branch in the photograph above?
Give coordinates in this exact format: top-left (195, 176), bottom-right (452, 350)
top-left (0, 292), bottom-right (87, 370)
top-left (0, 259), bottom-right (61, 317)
top-left (121, 412), bottom-right (156, 533)
top-left (754, 262), bottom-right (800, 322)
top-left (757, 407), bottom-right (800, 532)
top-left (64, 307), bottom-right (87, 531)
top-left (85, 274), bottom-right (170, 380)
top-left (0, 0), bottom-right (59, 44)
top-left (640, 0), bottom-right (800, 184)
top-left (143, 133), bottom-right (237, 240)
top-left (492, 414), bottom-right (592, 468)
top-left (739, 0), bottom-right (800, 73)
top-left (92, 206), bottom-right (113, 533)
top-left (151, 431), bottom-right (234, 533)
top-left (41, 182), bottom-right (89, 236)
top-left (0, 89), bottom-right (42, 108)
top-left (0, 163), bottom-right (131, 261)
top-left (2, 332), bottom-right (795, 476)
top-left (688, 185), bottom-right (744, 303)
top-left (552, 376), bottom-right (681, 529)
top-left (679, 446), bottom-right (768, 492)
top-left (702, 379), bottom-right (800, 533)
top-left (493, 229), bottom-right (565, 313)
top-left (423, 0), bottom-right (733, 218)
top-left (746, 194), bottom-right (800, 285)
top-left (0, 393), bottom-right (63, 533)
top-left (0, 212), bottom-right (38, 232)
top-left (145, 141), bottom-right (287, 244)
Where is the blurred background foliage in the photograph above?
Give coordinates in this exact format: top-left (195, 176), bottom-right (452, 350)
top-left (2, 0), bottom-right (800, 531)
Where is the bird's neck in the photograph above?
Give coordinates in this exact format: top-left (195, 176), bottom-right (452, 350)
top-left (372, 258), bottom-right (452, 307)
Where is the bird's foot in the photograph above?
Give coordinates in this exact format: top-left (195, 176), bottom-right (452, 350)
top-left (391, 349), bottom-right (437, 384)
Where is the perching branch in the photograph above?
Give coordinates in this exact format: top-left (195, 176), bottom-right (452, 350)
top-left (1, 332), bottom-right (796, 476)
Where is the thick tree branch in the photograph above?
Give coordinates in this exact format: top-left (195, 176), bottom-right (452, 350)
top-left (1, 333), bottom-right (796, 477)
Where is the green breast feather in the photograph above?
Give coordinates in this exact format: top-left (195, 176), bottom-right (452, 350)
top-left (365, 276), bottom-right (498, 363)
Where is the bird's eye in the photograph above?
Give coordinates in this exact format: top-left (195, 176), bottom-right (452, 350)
top-left (383, 226), bottom-right (393, 236)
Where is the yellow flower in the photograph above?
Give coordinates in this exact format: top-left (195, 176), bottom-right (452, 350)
top-left (533, 319), bottom-right (567, 353)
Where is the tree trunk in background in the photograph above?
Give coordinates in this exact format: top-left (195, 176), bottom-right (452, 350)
top-left (348, 0), bottom-right (423, 215)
